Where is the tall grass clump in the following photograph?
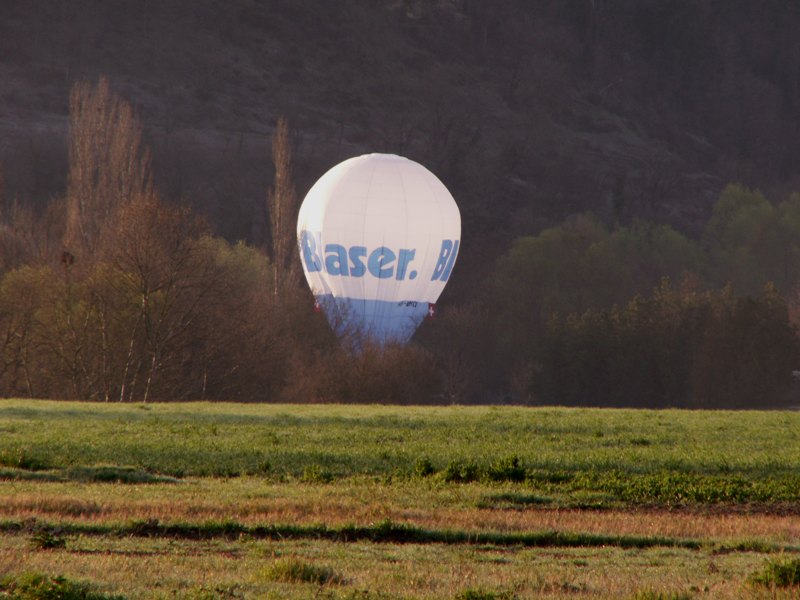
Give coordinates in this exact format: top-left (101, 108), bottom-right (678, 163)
top-left (30, 529), bottom-right (67, 550)
top-left (455, 588), bottom-right (516, 600)
top-left (261, 558), bottom-right (343, 585)
top-left (748, 558), bottom-right (800, 588)
top-left (0, 572), bottom-right (125, 599)
top-left (442, 459), bottom-right (480, 483)
top-left (414, 457), bottom-right (436, 478)
top-left (0, 447), bottom-right (48, 471)
top-left (629, 591), bottom-right (693, 600)
top-left (486, 455), bottom-right (526, 482)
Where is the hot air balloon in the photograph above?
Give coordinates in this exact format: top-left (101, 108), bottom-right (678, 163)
top-left (297, 153), bottom-right (460, 345)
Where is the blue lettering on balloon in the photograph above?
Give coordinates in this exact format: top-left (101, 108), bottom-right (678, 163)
top-left (431, 239), bottom-right (459, 282)
top-left (368, 247), bottom-right (396, 279)
top-left (325, 244), bottom-right (349, 276)
top-left (298, 231), bottom-right (420, 281)
top-left (348, 246), bottom-right (367, 277)
top-left (441, 239), bottom-right (459, 281)
top-left (300, 230), bottom-right (322, 273)
top-left (396, 249), bottom-right (416, 281)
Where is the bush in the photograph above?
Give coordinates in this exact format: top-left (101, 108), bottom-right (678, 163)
top-left (442, 460), bottom-right (480, 483)
top-left (629, 591), bottom-right (693, 600)
top-left (30, 529), bottom-right (66, 550)
top-left (486, 455), bottom-right (526, 482)
top-left (0, 447), bottom-right (48, 471)
top-left (455, 589), bottom-right (516, 600)
top-left (301, 465), bottom-right (333, 484)
top-left (261, 558), bottom-right (343, 585)
top-left (748, 558), bottom-right (800, 588)
top-left (0, 572), bottom-right (125, 599)
top-left (414, 457), bottom-right (436, 478)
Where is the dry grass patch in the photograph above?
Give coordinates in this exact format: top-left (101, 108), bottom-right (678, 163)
top-left (261, 557), bottom-right (344, 585)
top-left (3, 481), bottom-right (800, 547)
top-left (0, 534), bottom-right (785, 599)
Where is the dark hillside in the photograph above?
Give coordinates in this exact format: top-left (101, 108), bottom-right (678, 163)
top-left (2, 0), bottom-right (800, 277)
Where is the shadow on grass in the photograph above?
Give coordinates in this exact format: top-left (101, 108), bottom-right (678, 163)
top-left (0, 517), bottom-right (746, 552)
top-left (4, 517), bottom-right (797, 556)
top-left (0, 468), bottom-right (62, 482)
top-left (476, 492), bottom-right (553, 510)
top-left (64, 466), bottom-right (180, 484)
top-left (0, 465), bottom-right (180, 484)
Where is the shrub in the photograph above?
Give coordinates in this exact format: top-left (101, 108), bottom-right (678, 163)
top-left (629, 591), bottom-right (693, 600)
top-left (0, 447), bottom-right (48, 471)
top-left (301, 465), bottom-right (333, 484)
top-left (486, 455), bottom-right (526, 482)
top-left (0, 572), bottom-right (125, 599)
top-left (414, 457), bottom-right (436, 478)
top-left (30, 529), bottom-right (66, 550)
top-left (442, 460), bottom-right (480, 483)
top-left (455, 589), bottom-right (516, 600)
top-left (748, 558), bottom-right (800, 588)
top-left (261, 558), bottom-right (343, 585)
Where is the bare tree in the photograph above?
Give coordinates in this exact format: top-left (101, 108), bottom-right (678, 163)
top-left (266, 117), bottom-right (300, 295)
top-left (64, 76), bottom-right (153, 262)
top-left (111, 194), bottom-right (213, 402)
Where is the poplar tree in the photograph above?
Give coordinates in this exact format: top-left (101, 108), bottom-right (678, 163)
top-left (266, 117), bottom-right (299, 296)
top-left (64, 77), bottom-right (152, 262)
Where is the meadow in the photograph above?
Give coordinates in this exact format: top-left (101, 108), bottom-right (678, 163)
top-left (1, 400), bottom-right (799, 599)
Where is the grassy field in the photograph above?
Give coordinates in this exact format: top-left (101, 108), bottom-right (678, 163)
top-left (1, 400), bottom-right (799, 599)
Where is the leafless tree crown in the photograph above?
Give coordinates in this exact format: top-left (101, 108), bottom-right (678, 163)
top-left (65, 77), bottom-right (153, 260)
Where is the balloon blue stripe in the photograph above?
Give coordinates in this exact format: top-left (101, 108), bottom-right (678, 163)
top-left (315, 294), bottom-right (429, 345)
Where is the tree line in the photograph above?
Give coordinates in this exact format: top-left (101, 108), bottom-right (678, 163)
top-left (421, 186), bottom-right (800, 407)
top-left (1, 79), bottom-right (798, 407)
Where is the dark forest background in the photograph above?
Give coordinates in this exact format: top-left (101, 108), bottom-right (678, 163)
top-left (2, 0), bottom-right (800, 407)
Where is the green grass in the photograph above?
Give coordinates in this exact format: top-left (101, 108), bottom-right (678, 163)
top-left (628, 592), bottom-right (693, 600)
top-left (261, 557), bottom-right (344, 585)
top-left (0, 572), bottom-right (125, 599)
top-left (4, 400), bottom-right (800, 599)
top-left (454, 589), bottom-right (516, 600)
top-left (748, 557), bottom-right (800, 588)
top-left (1, 400), bottom-right (799, 506)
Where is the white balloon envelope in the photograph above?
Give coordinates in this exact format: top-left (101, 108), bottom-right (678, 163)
top-left (297, 153), bottom-right (461, 345)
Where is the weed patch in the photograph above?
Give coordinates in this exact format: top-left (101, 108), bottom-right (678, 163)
top-left (442, 460), bottom-right (480, 483)
top-left (455, 588), bottom-right (516, 599)
top-left (0, 447), bottom-right (48, 471)
top-left (486, 456), bottom-right (526, 483)
top-left (302, 465), bottom-right (334, 484)
top-left (30, 528), bottom-right (67, 550)
top-left (568, 470), bottom-right (800, 505)
top-left (629, 591), bottom-right (693, 600)
top-left (0, 572), bottom-right (124, 599)
top-left (748, 557), bottom-right (800, 588)
top-left (261, 558), bottom-right (343, 585)
top-left (414, 457), bottom-right (436, 478)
